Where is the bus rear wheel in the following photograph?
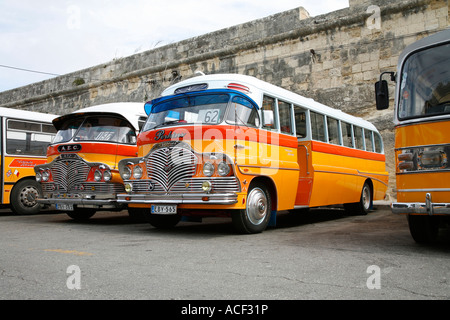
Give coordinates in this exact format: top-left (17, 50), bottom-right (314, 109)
top-left (344, 181), bottom-right (372, 215)
top-left (10, 179), bottom-right (43, 215)
top-left (232, 183), bottom-right (272, 234)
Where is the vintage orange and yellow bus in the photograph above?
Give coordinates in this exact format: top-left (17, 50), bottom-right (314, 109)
top-left (119, 74), bottom-right (388, 233)
top-left (0, 107), bottom-right (58, 214)
top-left (34, 103), bottom-right (147, 220)
top-left (376, 29), bottom-right (450, 243)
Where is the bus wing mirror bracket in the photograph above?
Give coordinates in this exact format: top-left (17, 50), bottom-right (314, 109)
top-left (375, 72), bottom-right (395, 110)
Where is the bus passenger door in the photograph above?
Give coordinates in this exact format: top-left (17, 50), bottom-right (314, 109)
top-left (296, 141), bottom-right (313, 205)
top-left (294, 106), bottom-right (313, 206)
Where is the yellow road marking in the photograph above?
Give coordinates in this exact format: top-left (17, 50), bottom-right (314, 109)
top-left (44, 249), bottom-right (93, 256)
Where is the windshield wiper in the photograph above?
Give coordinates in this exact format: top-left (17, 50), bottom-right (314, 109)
top-left (150, 120), bottom-right (183, 130)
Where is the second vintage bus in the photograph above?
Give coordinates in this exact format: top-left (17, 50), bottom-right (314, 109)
top-left (119, 74), bottom-right (388, 233)
top-left (34, 103), bottom-right (147, 220)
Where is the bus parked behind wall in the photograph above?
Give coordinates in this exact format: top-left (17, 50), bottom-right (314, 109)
top-left (34, 103), bottom-right (147, 220)
top-left (0, 107), bottom-right (58, 215)
top-left (376, 29), bottom-right (450, 243)
top-left (119, 74), bottom-right (388, 233)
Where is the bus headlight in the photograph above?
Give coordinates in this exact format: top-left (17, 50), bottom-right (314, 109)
top-left (94, 170), bottom-right (102, 182)
top-left (217, 162), bottom-right (231, 176)
top-left (122, 166), bottom-right (132, 180)
top-left (42, 170), bottom-right (50, 182)
top-left (36, 172), bottom-right (42, 182)
top-left (103, 170), bottom-right (112, 182)
top-left (203, 162), bottom-right (214, 177)
top-left (133, 166), bottom-right (143, 179)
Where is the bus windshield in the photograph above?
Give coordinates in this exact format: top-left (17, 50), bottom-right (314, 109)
top-left (53, 116), bottom-right (137, 144)
top-left (142, 93), bottom-right (260, 131)
top-left (398, 43), bottom-right (450, 120)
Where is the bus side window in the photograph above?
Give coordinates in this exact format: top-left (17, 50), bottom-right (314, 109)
top-left (327, 117), bottom-right (340, 145)
top-left (364, 129), bottom-right (374, 152)
top-left (294, 105), bottom-right (307, 138)
top-left (278, 100), bottom-right (293, 135)
top-left (310, 111), bottom-right (326, 142)
top-left (341, 121), bottom-right (353, 148)
top-left (354, 126), bottom-right (364, 150)
top-left (262, 96), bottom-right (278, 131)
top-left (374, 132), bottom-right (383, 153)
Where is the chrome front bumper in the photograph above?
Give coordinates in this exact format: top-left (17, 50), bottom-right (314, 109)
top-left (37, 195), bottom-right (119, 208)
top-left (117, 193), bottom-right (238, 205)
top-left (391, 193), bottom-right (450, 215)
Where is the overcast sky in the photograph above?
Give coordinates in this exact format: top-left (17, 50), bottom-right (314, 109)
top-left (0, 0), bottom-right (348, 93)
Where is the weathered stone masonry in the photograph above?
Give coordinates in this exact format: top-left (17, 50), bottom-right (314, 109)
top-left (0, 0), bottom-right (448, 199)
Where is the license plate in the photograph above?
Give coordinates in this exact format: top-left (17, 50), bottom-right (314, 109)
top-left (151, 204), bottom-right (177, 215)
top-left (56, 203), bottom-right (74, 211)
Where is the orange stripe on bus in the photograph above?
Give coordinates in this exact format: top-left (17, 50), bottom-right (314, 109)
top-left (47, 143), bottom-right (137, 157)
top-left (138, 125), bottom-right (298, 148)
top-left (311, 141), bottom-right (386, 161)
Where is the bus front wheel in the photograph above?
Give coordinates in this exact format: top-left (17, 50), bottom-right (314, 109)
top-left (232, 183), bottom-right (272, 234)
top-left (66, 208), bottom-right (96, 221)
top-left (10, 179), bottom-right (43, 215)
top-left (407, 215), bottom-right (439, 244)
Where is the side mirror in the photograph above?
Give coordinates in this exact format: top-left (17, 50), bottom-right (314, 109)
top-left (375, 80), bottom-right (389, 110)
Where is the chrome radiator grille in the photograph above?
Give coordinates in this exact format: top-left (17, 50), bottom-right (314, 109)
top-left (50, 158), bottom-right (90, 192)
top-left (146, 145), bottom-right (198, 193)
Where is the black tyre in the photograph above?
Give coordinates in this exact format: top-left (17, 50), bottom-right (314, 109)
top-left (232, 183), bottom-right (272, 234)
top-left (127, 207), bottom-right (148, 222)
top-left (66, 208), bottom-right (96, 221)
top-left (10, 179), bottom-right (43, 215)
top-left (344, 181), bottom-right (372, 215)
top-left (147, 214), bottom-right (181, 229)
top-left (407, 215), bottom-right (439, 244)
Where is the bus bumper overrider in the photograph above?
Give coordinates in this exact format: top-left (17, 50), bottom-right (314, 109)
top-left (392, 193), bottom-right (450, 215)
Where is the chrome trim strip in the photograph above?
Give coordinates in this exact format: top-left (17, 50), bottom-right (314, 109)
top-left (398, 188), bottom-right (450, 192)
top-left (117, 193), bottom-right (238, 204)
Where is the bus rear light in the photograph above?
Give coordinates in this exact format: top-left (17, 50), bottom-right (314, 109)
top-left (418, 149), bottom-right (447, 169)
top-left (227, 83), bottom-right (250, 93)
top-left (398, 152), bottom-right (413, 161)
top-left (398, 161), bottom-right (414, 170)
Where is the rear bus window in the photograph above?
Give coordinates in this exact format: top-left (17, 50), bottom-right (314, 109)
top-left (341, 122), bottom-right (353, 148)
top-left (354, 126), bottom-right (364, 150)
top-left (364, 130), bottom-right (374, 152)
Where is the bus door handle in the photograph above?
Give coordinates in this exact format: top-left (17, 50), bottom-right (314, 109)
top-left (299, 145), bottom-right (310, 175)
